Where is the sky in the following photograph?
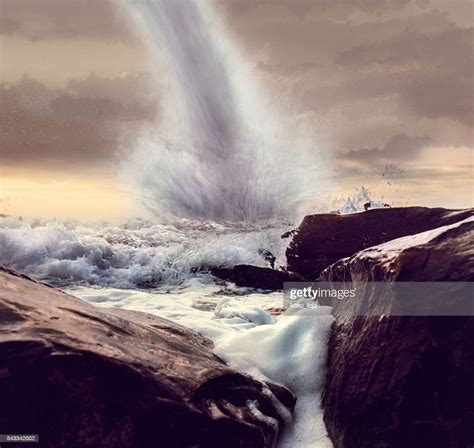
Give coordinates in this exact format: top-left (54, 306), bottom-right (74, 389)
top-left (0, 0), bottom-right (473, 219)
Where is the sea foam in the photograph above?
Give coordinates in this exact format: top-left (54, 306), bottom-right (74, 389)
top-left (0, 216), bottom-right (291, 288)
top-left (71, 285), bottom-right (334, 447)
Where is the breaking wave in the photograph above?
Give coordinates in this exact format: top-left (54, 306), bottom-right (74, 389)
top-left (0, 216), bottom-right (291, 288)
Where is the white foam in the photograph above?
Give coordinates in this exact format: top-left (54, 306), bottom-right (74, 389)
top-left (214, 309), bottom-right (334, 448)
top-left (0, 216), bottom-right (291, 288)
top-left (70, 284), bottom-right (282, 341)
top-left (70, 285), bottom-right (334, 447)
top-left (214, 297), bottom-right (275, 326)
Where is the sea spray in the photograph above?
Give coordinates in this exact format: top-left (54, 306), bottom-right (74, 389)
top-left (125, 0), bottom-right (329, 222)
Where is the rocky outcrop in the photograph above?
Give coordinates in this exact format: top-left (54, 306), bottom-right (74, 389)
top-left (0, 267), bottom-right (295, 448)
top-left (320, 218), bottom-right (474, 448)
top-left (286, 207), bottom-right (474, 280)
top-left (211, 264), bottom-right (303, 290)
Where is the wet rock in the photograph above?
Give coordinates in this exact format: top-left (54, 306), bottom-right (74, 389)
top-left (0, 266), bottom-right (295, 448)
top-left (320, 218), bottom-right (474, 448)
top-left (286, 207), bottom-right (473, 280)
top-left (210, 266), bottom-right (236, 283)
top-left (281, 229), bottom-right (297, 239)
top-left (212, 264), bottom-right (303, 290)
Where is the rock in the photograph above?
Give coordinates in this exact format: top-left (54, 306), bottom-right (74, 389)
top-left (234, 265), bottom-right (302, 290)
top-left (0, 266), bottom-right (295, 448)
top-left (286, 207), bottom-right (474, 280)
top-left (212, 264), bottom-right (303, 290)
top-left (281, 229), bottom-right (297, 239)
top-left (320, 218), bottom-right (474, 448)
top-left (210, 266), bottom-right (236, 283)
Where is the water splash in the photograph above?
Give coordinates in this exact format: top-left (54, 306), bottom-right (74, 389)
top-left (0, 215), bottom-right (291, 288)
top-left (339, 186), bottom-right (390, 214)
top-left (126, 0), bottom-right (328, 222)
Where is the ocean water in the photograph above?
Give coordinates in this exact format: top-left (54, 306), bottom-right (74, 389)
top-left (0, 216), bottom-right (293, 288)
top-left (0, 215), bottom-right (334, 447)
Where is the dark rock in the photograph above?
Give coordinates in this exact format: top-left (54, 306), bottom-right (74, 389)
top-left (281, 229), bottom-right (297, 239)
top-left (0, 266), bottom-right (295, 448)
top-left (286, 206), bottom-right (473, 280)
top-left (234, 265), bottom-right (302, 290)
top-left (212, 264), bottom-right (303, 290)
top-left (363, 201), bottom-right (390, 211)
top-left (320, 218), bottom-right (474, 448)
top-left (210, 266), bottom-right (236, 283)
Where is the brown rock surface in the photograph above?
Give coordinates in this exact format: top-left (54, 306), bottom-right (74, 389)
top-left (0, 266), bottom-right (295, 448)
top-left (320, 218), bottom-right (474, 448)
top-left (286, 207), bottom-right (473, 280)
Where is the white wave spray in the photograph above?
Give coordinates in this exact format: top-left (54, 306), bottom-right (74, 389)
top-left (125, 0), bottom-right (329, 222)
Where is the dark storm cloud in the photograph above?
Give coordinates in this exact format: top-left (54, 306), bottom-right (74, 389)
top-left (0, 0), bottom-right (158, 172)
top-left (66, 73), bottom-right (155, 106)
top-left (1, 0), bottom-right (472, 179)
top-left (50, 73), bottom-right (157, 123)
top-left (337, 27), bottom-right (474, 126)
top-left (0, 82), bottom-right (112, 169)
top-left (336, 27), bottom-right (472, 68)
top-left (0, 74), bottom-right (158, 170)
top-left (217, 0), bottom-right (473, 165)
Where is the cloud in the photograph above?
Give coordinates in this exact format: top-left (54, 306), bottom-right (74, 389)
top-left (341, 134), bottom-right (432, 163)
top-left (1, 0), bottom-right (472, 207)
top-left (0, 17), bottom-right (19, 34)
top-left (216, 0), bottom-right (421, 21)
top-left (214, 0), bottom-right (473, 161)
top-left (65, 73), bottom-right (156, 106)
top-left (0, 0), bottom-right (136, 43)
top-left (336, 27), bottom-right (474, 125)
top-left (0, 74), bottom-right (158, 171)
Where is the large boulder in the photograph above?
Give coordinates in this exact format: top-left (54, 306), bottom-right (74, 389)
top-left (320, 217), bottom-right (474, 448)
top-left (0, 267), bottom-right (295, 448)
top-left (286, 207), bottom-right (473, 280)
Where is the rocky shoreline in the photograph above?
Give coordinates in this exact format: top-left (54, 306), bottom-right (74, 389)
top-left (0, 266), bottom-right (294, 448)
top-left (1, 206), bottom-right (473, 447)
top-left (211, 207), bottom-right (473, 288)
top-left (211, 206), bottom-right (473, 447)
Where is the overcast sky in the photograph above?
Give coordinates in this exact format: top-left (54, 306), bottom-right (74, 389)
top-left (0, 0), bottom-right (472, 217)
